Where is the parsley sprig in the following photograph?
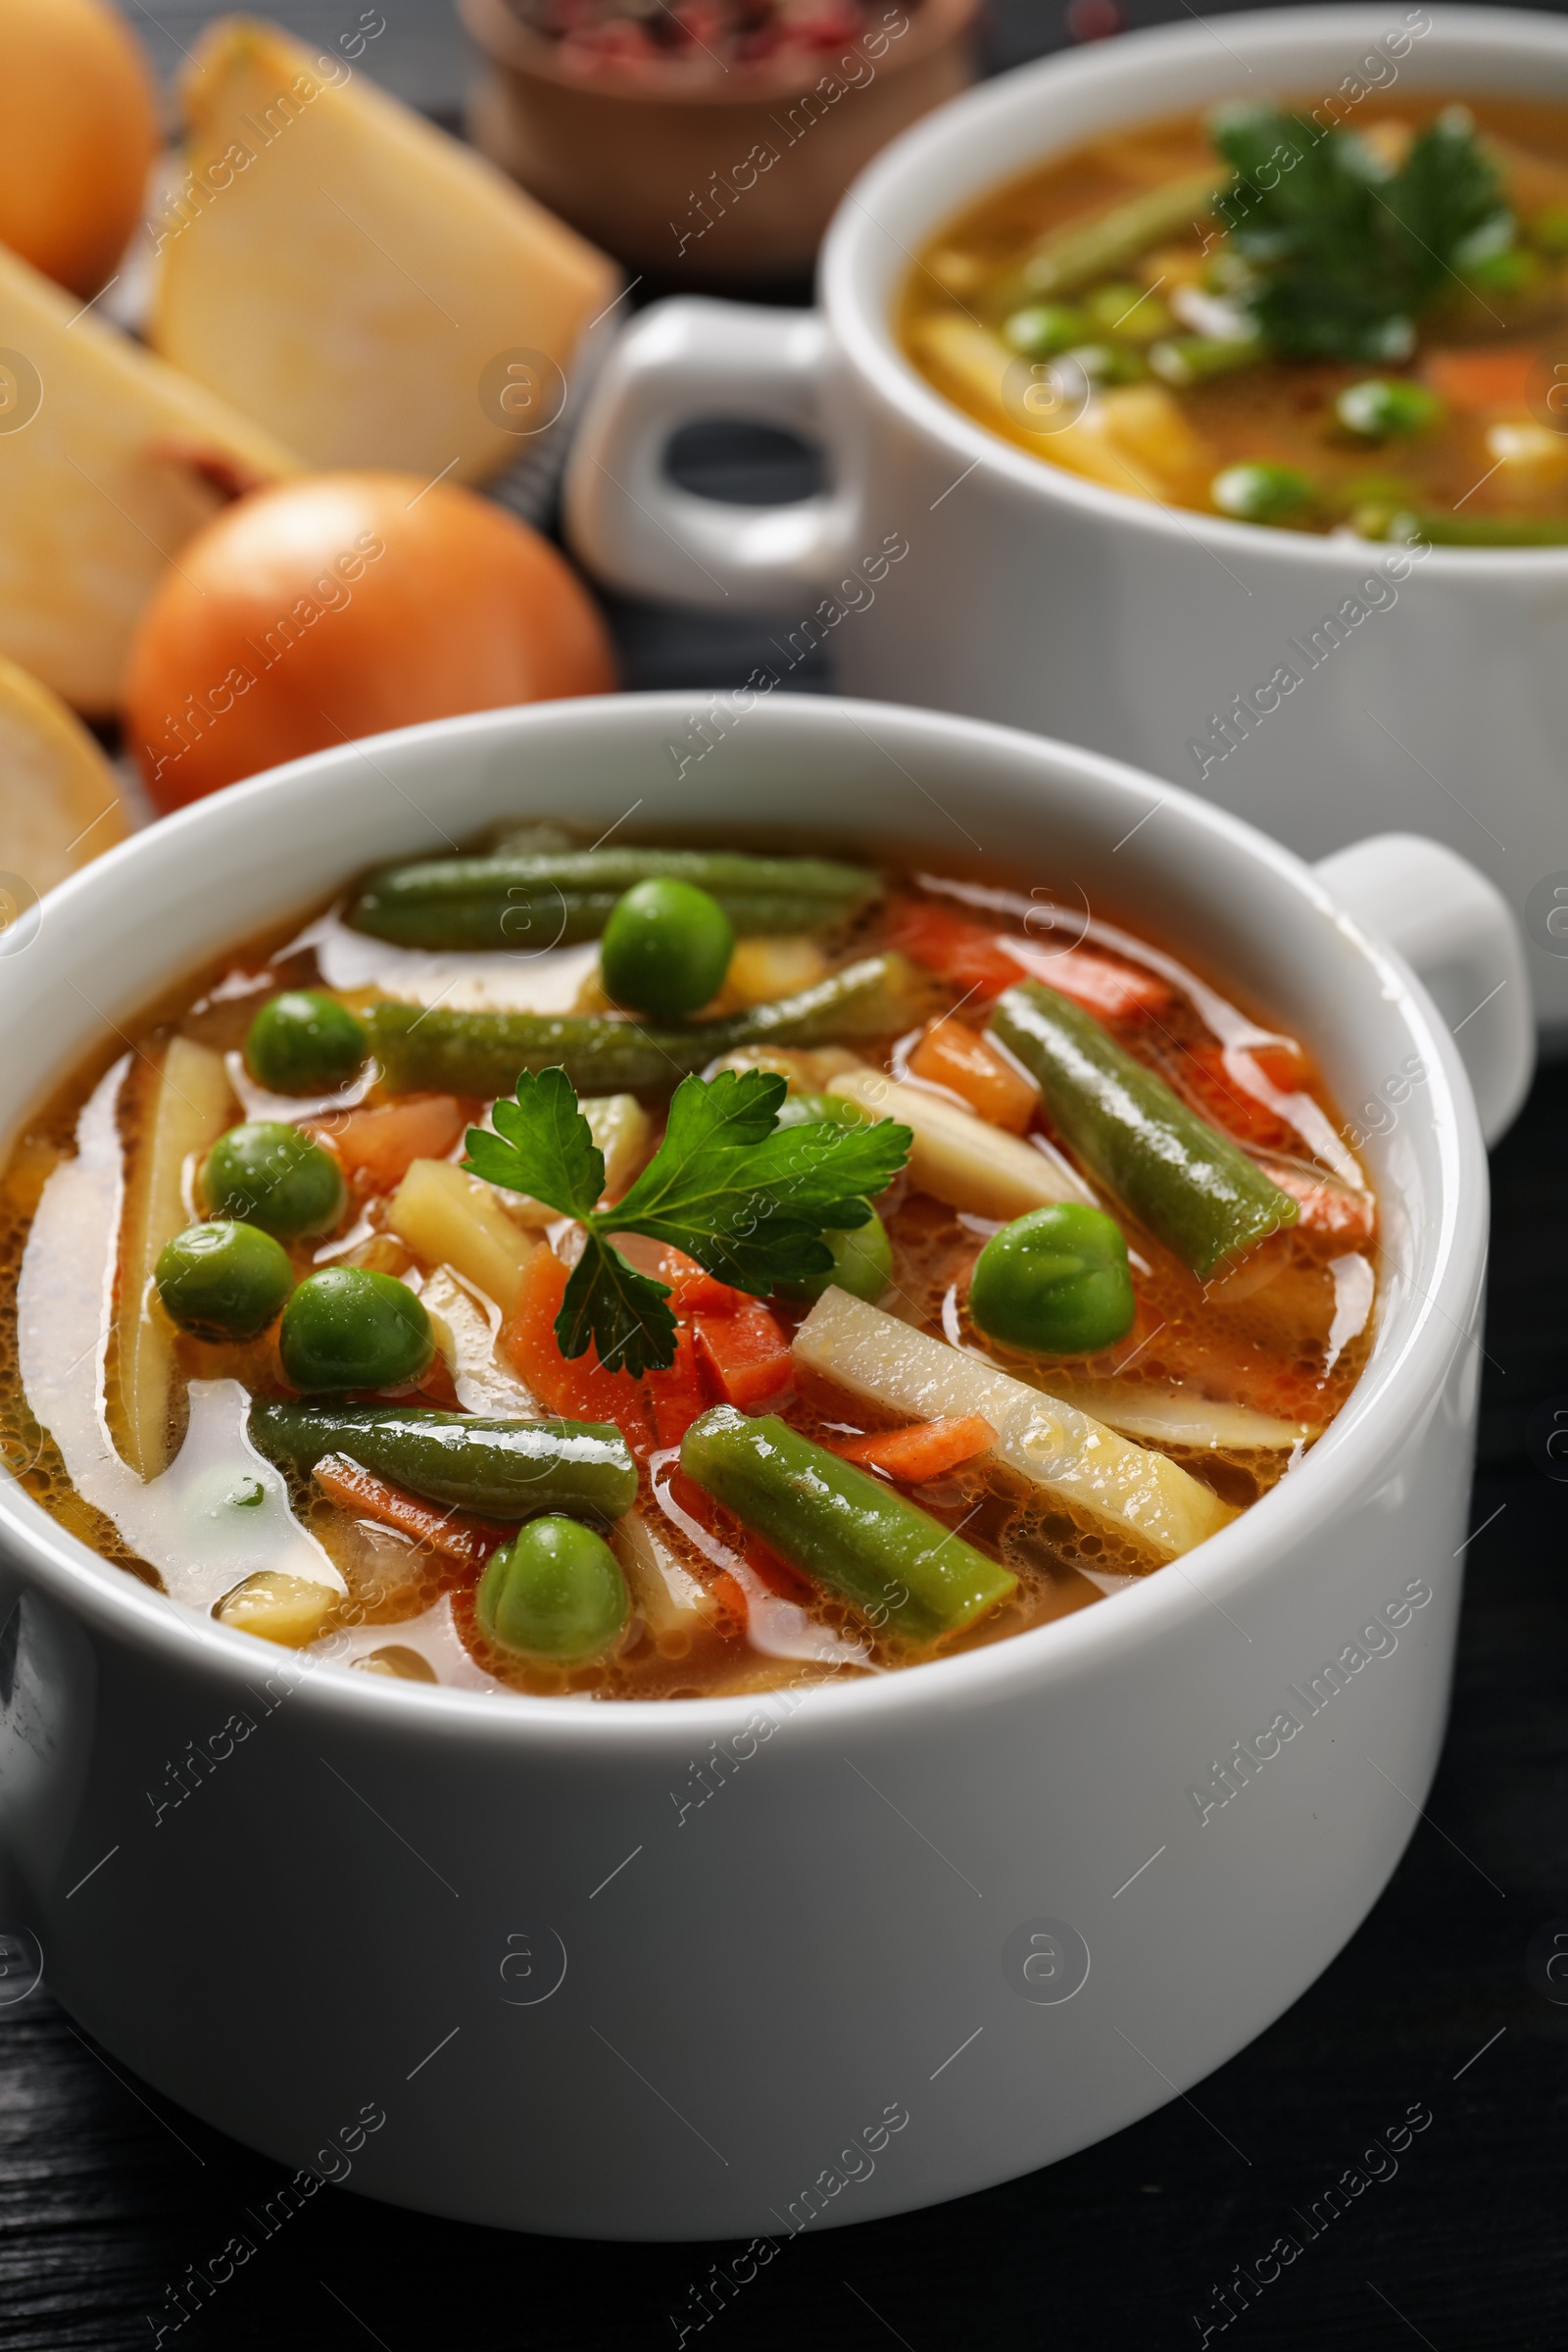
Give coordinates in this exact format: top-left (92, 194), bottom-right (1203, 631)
top-left (1212, 105), bottom-right (1515, 361)
top-left (464, 1066), bottom-right (911, 1379)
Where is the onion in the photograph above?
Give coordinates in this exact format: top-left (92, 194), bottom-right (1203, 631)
top-left (123, 471), bottom-right (617, 810)
top-left (0, 0), bottom-right (158, 298)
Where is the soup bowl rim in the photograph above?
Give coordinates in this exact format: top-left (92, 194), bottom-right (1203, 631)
top-left (0, 691), bottom-right (1481, 1751)
top-left (822, 0), bottom-right (1568, 579)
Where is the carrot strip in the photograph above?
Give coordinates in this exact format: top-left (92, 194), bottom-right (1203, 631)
top-left (836, 1414), bottom-right (997, 1481)
top-left (1421, 346), bottom-right (1537, 413)
top-left (885, 899), bottom-right (1170, 1018)
top-left (908, 1018), bottom-right (1037, 1132)
top-left (313, 1453), bottom-right (507, 1569)
top-left (310, 1095), bottom-right (473, 1194)
top-left (503, 1245), bottom-right (655, 1451)
top-left (693, 1299), bottom-right (794, 1408)
top-left (1261, 1163), bottom-right (1377, 1250)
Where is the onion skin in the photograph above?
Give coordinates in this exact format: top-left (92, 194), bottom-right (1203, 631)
top-left (0, 0), bottom-right (159, 299)
top-left (124, 472), bottom-right (617, 809)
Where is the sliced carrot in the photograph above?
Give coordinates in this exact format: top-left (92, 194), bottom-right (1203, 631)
top-left (743, 1532), bottom-right (813, 1599)
top-left (645, 1324), bottom-right (710, 1451)
top-left (1421, 346), bottom-right (1538, 413)
top-left (1263, 1163), bottom-right (1377, 1250)
top-left (885, 898), bottom-right (1170, 1019)
top-left (908, 1018), bottom-right (1037, 1133)
top-left (837, 1414), bottom-right (997, 1481)
top-left (312, 1095), bottom-right (472, 1195)
top-left (503, 1245), bottom-right (654, 1451)
top-left (312, 1453), bottom-right (507, 1571)
top-left (693, 1298), bottom-right (794, 1408)
top-left (1171, 1041), bottom-right (1299, 1152)
top-left (655, 1243), bottom-right (740, 1317)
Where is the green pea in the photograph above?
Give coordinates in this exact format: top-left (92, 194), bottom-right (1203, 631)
top-left (244, 991), bottom-right (367, 1095)
top-left (475, 1515), bottom-right (629, 1662)
top-left (1082, 281), bottom-right (1173, 342)
top-left (1003, 302), bottom-right (1089, 358)
top-left (779, 1207), bottom-right (893, 1305)
top-left (600, 877), bottom-right (735, 1022)
top-left (279, 1266), bottom-right (433, 1393)
top-left (968, 1202), bottom-right (1134, 1356)
top-left (1211, 462), bottom-right (1317, 526)
top-left (772, 1092), bottom-right (874, 1132)
top-left (155, 1221), bottom-right (294, 1341)
top-left (1335, 378), bottom-right (1446, 442)
top-left (203, 1122), bottom-right (346, 1240)
top-left (1069, 341), bottom-right (1150, 386)
top-left (1463, 247), bottom-right (1543, 297)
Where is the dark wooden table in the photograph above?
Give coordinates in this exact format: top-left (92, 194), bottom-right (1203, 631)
top-left (4, 4), bottom-right (1566, 2344)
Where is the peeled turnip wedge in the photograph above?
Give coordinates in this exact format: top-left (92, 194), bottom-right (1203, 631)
top-left (1035, 1379), bottom-right (1317, 1454)
top-left (111, 1035), bottom-right (236, 1477)
top-left (792, 1287), bottom-right (1235, 1562)
top-left (17, 1058), bottom-right (343, 1612)
top-left (827, 1066), bottom-right (1089, 1221)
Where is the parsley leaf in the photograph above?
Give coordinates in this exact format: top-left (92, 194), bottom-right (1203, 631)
top-left (464, 1065), bottom-right (912, 1379)
top-left (465, 1067), bottom-right (604, 1219)
top-left (1211, 104), bottom-right (1513, 362)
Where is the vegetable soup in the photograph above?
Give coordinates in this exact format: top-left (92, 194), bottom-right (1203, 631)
top-left (0, 827), bottom-right (1378, 1700)
top-left (901, 93), bottom-right (1568, 543)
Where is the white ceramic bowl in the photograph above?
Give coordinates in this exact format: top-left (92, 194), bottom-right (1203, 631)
top-left (0, 692), bottom-right (1531, 2239)
top-left (564, 6), bottom-right (1568, 1041)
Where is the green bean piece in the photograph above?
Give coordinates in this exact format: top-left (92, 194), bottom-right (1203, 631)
top-left (600, 877), bottom-right (734, 1020)
top-left (1004, 170), bottom-right (1228, 304)
top-left (250, 1402), bottom-right (638, 1520)
top-left (245, 991), bottom-right (367, 1094)
top-left (368, 953), bottom-right (932, 1098)
top-left (347, 847), bottom-right (880, 952)
top-left (1370, 509), bottom-right (1568, 547)
top-left (155, 1220), bottom-right (294, 1341)
top-left (988, 982), bottom-right (1298, 1281)
top-left (476, 1517), bottom-right (630, 1662)
top-left (680, 1404), bottom-right (1017, 1645)
top-left (1150, 331), bottom-right (1265, 387)
top-left (1081, 281), bottom-right (1175, 342)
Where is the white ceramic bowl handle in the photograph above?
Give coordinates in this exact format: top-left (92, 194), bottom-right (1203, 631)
top-left (1315, 832), bottom-right (1534, 1147)
top-left (564, 298), bottom-right (846, 609)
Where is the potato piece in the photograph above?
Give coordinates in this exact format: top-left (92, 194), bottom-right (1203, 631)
top-left (726, 936), bottom-right (831, 1004)
top-left (0, 239), bottom-right (299, 712)
top-left (1485, 419), bottom-right (1568, 495)
top-left (794, 1287), bottom-right (1236, 1560)
top-left (388, 1157), bottom-right (538, 1315)
top-left (1042, 1378), bottom-right (1316, 1452)
top-left (612, 1510), bottom-right (716, 1641)
top-left (828, 1067), bottom-right (1082, 1220)
top-left (215, 1570), bottom-right (339, 1647)
top-left (1049, 385), bottom-right (1212, 503)
top-left (0, 653), bottom-right (128, 893)
top-left (150, 22), bottom-right (618, 483)
top-left (111, 1038), bottom-right (234, 1479)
